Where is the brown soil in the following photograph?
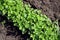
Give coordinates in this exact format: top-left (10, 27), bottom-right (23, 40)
top-left (0, 15), bottom-right (30, 40)
top-left (24, 0), bottom-right (60, 21)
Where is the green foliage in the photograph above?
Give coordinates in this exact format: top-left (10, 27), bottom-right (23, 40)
top-left (0, 0), bottom-right (58, 40)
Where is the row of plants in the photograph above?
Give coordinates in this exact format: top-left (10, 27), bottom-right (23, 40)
top-left (0, 0), bottom-right (59, 40)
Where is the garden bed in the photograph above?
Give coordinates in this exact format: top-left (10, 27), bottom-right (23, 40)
top-left (0, 0), bottom-right (60, 40)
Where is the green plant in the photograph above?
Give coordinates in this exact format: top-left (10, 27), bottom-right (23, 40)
top-left (0, 0), bottom-right (58, 40)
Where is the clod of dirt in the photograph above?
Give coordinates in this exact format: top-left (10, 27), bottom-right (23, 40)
top-left (0, 23), bottom-right (24, 40)
top-left (24, 0), bottom-right (60, 21)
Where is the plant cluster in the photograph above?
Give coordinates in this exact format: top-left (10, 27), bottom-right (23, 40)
top-left (0, 0), bottom-right (58, 40)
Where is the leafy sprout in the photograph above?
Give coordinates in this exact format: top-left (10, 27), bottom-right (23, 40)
top-left (0, 0), bottom-right (58, 40)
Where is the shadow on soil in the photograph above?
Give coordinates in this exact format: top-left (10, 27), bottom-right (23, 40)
top-left (0, 13), bottom-right (30, 40)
